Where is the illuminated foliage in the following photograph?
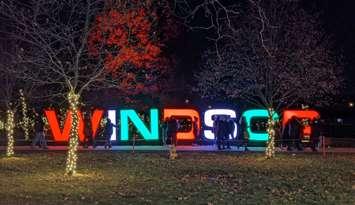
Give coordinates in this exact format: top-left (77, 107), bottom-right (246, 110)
top-left (88, 0), bottom-right (176, 96)
top-left (89, 8), bottom-right (161, 69)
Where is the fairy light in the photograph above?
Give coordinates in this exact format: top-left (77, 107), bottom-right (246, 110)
top-left (0, 119), bottom-right (4, 130)
top-left (19, 89), bottom-right (30, 141)
top-left (65, 91), bottom-right (80, 175)
top-left (265, 108), bottom-right (276, 158)
top-left (6, 109), bottom-right (15, 157)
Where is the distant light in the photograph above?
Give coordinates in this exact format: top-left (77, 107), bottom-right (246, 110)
top-left (185, 99), bottom-right (189, 104)
top-left (208, 105), bottom-right (212, 109)
top-left (349, 102), bottom-right (354, 108)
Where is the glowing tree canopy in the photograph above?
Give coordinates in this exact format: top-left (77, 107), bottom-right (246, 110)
top-left (88, 8), bottom-right (162, 70)
top-left (88, 0), bottom-right (175, 97)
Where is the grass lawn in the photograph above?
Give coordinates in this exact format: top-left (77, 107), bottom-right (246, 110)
top-left (0, 151), bottom-right (354, 205)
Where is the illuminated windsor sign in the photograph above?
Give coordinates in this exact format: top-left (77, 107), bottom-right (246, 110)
top-left (44, 107), bottom-right (320, 143)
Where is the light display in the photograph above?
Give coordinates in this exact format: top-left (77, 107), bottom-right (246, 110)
top-left (42, 107), bottom-right (321, 151)
top-left (19, 89), bottom-right (30, 141)
top-left (163, 109), bottom-right (200, 141)
top-left (282, 110), bottom-right (320, 138)
top-left (265, 108), bottom-right (277, 158)
top-left (204, 109), bottom-right (237, 140)
top-left (45, 110), bottom-right (72, 141)
top-left (45, 109), bottom-right (103, 142)
top-left (65, 91), bottom-right (80, 175)
top-left (6, 109), bottom-right (15, 157)
top-left (0, 119), bottom-right (4, 130)
top-left (241, 109), bottom-right (279, 141)
top-left (108, 110), bottom-right (117, 140)
top-left (120, 109), bottom-right (159, 141)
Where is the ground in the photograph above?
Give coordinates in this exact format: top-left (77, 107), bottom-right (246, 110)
top-left (0, 151), bottom-right (354, 205)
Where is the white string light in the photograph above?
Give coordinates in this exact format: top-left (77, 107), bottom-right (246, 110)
top-left (19, 89), bottom-right (30, 141)
top-left (0, 120), bottom-right (4, 130)
top-left (65, 91), bottom-right (80, 175)
top-left (265, 108), bottom-right (276, 158)
top-left (6, 109), bottom-right (15, 157)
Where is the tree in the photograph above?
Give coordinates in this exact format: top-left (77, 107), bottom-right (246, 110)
top-left (0, 0), bottom-right (175, 173)
top-left (194, 0), bottom-right (342, 158)
top-left (172, 0), bottom-right (239, 59)
top-left (0, 71), bottom-right (16, 157)
top-left (0, 42), bottom-right (21, 157)
top-left (0, 0), bottom-right (115, 174)
top-left (88, 0), bottom-right (175, 103)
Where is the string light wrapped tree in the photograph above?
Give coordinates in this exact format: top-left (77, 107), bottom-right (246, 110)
top-left (194, 0), bottom-right (342, 158)
top-left (1, 0), bottom-right (173, 172)
top-left (5, 108), bottom-right (15, 157)
top-left (19, 89), bottom-right (30, 141)
top-left (0, 42), bottom-right (20, 157)
top-left (0, 0), bottom-right (110, 174)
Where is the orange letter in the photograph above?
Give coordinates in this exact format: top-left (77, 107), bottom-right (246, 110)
top-left (163, 108), bottom-right (200, 141)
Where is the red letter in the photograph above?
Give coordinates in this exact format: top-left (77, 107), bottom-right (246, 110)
top-left (78, 110), bottom-right (104, 140)
top-left (45, 109), bottom-right (104, 142)
top-left (282, 110), bottom-right (320, 140)
top-left (45, 110), bottom-right (72, 142)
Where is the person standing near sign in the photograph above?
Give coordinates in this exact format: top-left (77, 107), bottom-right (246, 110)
top-left (167, 117), bottom-right (178, 145)
top-left (31, 110), bottom-right (47, 149)
top-left (288, 117), bottom-right (302, 151)
top-left (193, 117), bottom-right (200, 143)
top-left (83, 111), bottom-right (92, 149)
top-left (212, 116), bottom-right (222, 150)
top-left (103, 118), bottom-right (118, 149)
top-left (310, 117), bottom-right (321, 152)
top-left (161, 119), bottom-right (168, 145)
top-left (239, 116), bottom-right (249, 151)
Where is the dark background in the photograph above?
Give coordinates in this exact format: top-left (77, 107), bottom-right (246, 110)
top-left (173, 0), bottom-right (355, 113)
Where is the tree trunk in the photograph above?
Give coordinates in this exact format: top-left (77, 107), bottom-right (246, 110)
top-left (265, 108), bottom-right (276, 158)
top-left (6, 109), bottom-right (15, 157)
top-left (65, 91), bottom-right (80, 175)
top-left (19, 89), bottom-right (30, 141)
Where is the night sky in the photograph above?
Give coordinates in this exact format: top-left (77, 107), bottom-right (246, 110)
top-left (1, 0), bottom-right (355, 111)
top-left (311, 0), bottom-right (355, 99)
top-left (175, 0), bottom-right (355, 104)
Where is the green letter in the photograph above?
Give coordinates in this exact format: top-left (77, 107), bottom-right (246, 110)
top-left (120, 109), bottom-right (159, 141)
top-left (241, 109), bottom-right (279, 141)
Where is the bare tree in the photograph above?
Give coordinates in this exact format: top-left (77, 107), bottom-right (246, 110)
top-left (172, 0), bottom-right (240, 59)
top-left (0, 0), bottom-right (117, 174)
top-left (195, 0), bottom-right (342, 158)
top-left (0, 41), bottom-right (21, 157)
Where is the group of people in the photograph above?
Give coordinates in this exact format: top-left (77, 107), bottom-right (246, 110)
top-left (282, 116), bottom-right (322, 151)
top-left (212, 116), bottom-right (235, 150)
top-left (161, 116), bottom-right (247, 151)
